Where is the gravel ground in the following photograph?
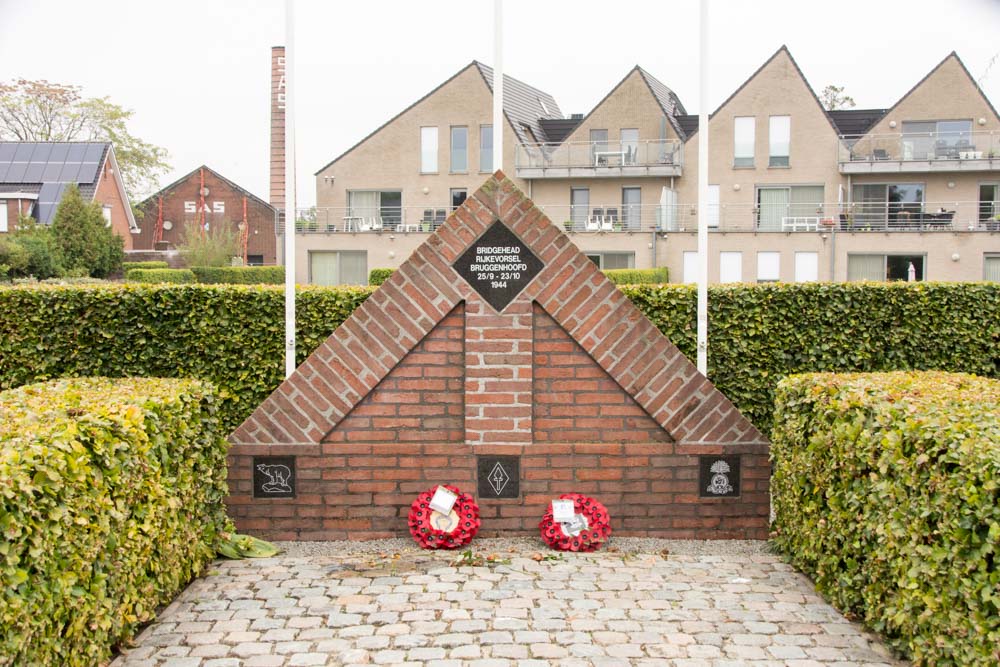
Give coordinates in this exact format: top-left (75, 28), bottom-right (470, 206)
top-left (274, 536), bottom-right (774, 559)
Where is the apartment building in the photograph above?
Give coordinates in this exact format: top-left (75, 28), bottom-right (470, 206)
top-left (300, 47), bottom-right (1000, 285)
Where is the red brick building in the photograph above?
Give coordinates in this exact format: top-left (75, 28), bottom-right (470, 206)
top-left (134, 165), bottom-right (278, 265)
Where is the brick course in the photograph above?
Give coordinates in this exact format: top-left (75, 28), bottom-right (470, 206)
top-left (228, 172), bottom-right (769, 540)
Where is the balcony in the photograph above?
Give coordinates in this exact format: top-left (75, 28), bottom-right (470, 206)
top-left (515, 140), bottom-right (683, 179)
top-left (838, 131), bottom-right (1000, 173)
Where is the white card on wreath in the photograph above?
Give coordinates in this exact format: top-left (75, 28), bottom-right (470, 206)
top-left (551, 499), bottom-right (575, 523)
top-left (429, 486), bottom-right (458, 515)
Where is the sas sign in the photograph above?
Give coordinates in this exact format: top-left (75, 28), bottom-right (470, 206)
top-left (184, 201), bottom-right (225, 214)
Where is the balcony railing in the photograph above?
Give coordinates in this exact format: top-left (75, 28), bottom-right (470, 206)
top-left (838, 131), bottom-right (1000, 172)
top-left (515, 140), bottom-right (683, 178)
top-left (279, 201), bottom-right (1000, 235)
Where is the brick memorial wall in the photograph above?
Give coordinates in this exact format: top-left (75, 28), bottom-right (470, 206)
top-left (227, 173), bottom-right (769, 540)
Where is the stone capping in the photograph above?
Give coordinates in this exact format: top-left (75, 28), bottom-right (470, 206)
top-left (231, 171), bottom-right (765, 447)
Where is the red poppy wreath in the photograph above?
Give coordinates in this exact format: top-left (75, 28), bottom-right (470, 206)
top-left (408, 485), bottom-right (481, 549)
top-left (538, 493), bottom-right (612, 552)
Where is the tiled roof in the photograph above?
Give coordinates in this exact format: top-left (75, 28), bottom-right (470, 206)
top-left (474, 63), bottom-right (563, 145)
top-left (636, 67), bottom-right (688, 138)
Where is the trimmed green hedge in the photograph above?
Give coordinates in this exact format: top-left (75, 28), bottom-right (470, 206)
top-left (125, 268), bottom-right (195, 284)
top-left (603, 267), bottom-right (669, 284)
top-left (0, 282), bottom-right (996, 434)
top-left (0, 377), bottom-right (231, 666)
top-left (771, 372), bottom-right (1000, 665)
top-left (369, 268), bottom-right (395, 286)
top-left (122, 261), bottom-right (169, 272)
top-left (191, 266), bottom-right (284, 285)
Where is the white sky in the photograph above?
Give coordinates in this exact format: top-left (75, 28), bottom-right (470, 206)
top-left (2, 0), bottom-right (999, 206)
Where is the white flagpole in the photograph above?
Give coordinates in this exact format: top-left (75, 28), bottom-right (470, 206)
top-left (696, 0), bottom-right (709, 375)
top-left (284, 0), bottom-right (297, 378)
top-left (492, 0), bottom-right (504, 171)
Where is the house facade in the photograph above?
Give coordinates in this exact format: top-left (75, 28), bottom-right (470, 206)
top-left (299, 48), bottom-right (1000, 285)
top-left (0, 141), bottom-right (137, 248)
top-left (133, 165), bottom-right (278, 265)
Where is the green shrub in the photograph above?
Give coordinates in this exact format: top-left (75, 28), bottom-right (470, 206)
top-left (50, 184), bottom-right (124, 278)
top-left (0, 377), bottom-right (231, 666)
top-left (0, 282), bottom-right (996, 434)
top-left (603, 267), bottom-right (669, 284)
top-left (125, 268), bottom-right (196, 284)
top-left (771, 371), bottom-right (1000, 665)
top-left (7, 224), bottom-right (64, 279)
top-left (191, 266), bottom-right (284, 284)
top-left (122, 261), bottom-right (169, 272)
top-left (369, 268), bottom-right (395, 286)
top-left (176, 221), bottom-right (240, 267)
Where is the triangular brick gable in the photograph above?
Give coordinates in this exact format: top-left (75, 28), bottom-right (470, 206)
top-left (232, 172), bottom-right (763, 447)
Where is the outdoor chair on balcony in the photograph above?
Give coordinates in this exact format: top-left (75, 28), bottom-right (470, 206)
top-left (586, 208), bottom-right (604, 231)
top-left (434, 209), bottom-right (447, 229)
top-left (873, 149), bottom-right (890, 160)
top-left (624, 146), bottom-right (635, 166)
top-left (603, 208), bottom-right (619, 232)
top-left (358, 217), bottom-right (382, 232)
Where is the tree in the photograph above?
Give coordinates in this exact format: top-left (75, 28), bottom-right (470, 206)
top-left (0, 79), bottom-right (170, 199)
top-left (177, 221), bottom-right (241, 267)
top-left (50, 184), bottom-right (124, 278)
top-left (820, 84), bottom-right (856, 111)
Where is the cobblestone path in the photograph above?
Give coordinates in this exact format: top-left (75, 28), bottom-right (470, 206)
top-left (113, 539), bottom-right (903, 667)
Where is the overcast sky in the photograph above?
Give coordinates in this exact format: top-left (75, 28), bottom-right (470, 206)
top-left (2, 0), bottom-right (999, 206)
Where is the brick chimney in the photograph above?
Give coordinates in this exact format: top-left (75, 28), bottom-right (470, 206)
top-left (269, 46), bottom-right (286, 210)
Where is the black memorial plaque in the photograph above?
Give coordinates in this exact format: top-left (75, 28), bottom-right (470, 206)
top-left (699, 455), bottom-right (741, 498)
top-left (453, 220), bottom-right (544, 312)
top-left (477, 455), bottom-right (520, 499)
top-left (253, 456), bottom-right (296, 498)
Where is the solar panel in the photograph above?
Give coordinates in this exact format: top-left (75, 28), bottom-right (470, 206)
top-left (23, 163), bottom-right (45, 182)
top-left (66, 144), bottom-right (86, 161)
top-left (0, 144), bottom-right (17, 161)
top-left (0, 163), bottom-right (9, 182)
top-left (41, 162), bottom-right (63, 181)
top-left (58, 162), bottom-right (82, 182)
top-left (13, 144), bottom-right (35, 161)
top-left (36, 182), bottom-right (69, 224)
top-left (4, 162), bottom-right (27, 182)
top-left (30, 143), bottom-right (53, 163)
top-left (83, 144), bottom-right (104, 162)
top-left (47, 144), bottom-right (69, 162)
top-left (77, 162), bottom-right (100, 184)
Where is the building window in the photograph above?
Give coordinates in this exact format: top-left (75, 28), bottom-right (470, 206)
top-left (734, 116), bottom-right (755, 168)
top-left (621, 128), bottom-right (639, 164)
top-left (102, 205), bottom-right (112, 227)
top-left (420, 127), bottom-right (438, 173)
top-left (590, 129), bottom-right (608, 165)
top-left (622, 187), bottom-right (641, 230)
top-left (479, 125), bottom-right (493, 173)
top-left (794, 251), bottom-right (819, 282)
top-left (707, 185), bottom-right (720, 228)
top-left (450, 188), bottom-right (467, 210)
top-left (769, 115), bottom-right (790, 167)
top-left (348, 190), bottom-right (402, 228)
top-left (985, 254), bottom-right (1000, 281)
top-left (851, 183), bottom-right (924, 228)
top-left (719, 251), bottom-right (742, 283)
top-left (0, 200), bottom-right (7, 233)
top-left (979, 183), bottom-right (999, 226)
top-left (450, 126), bottom-right (468, 173)
top-left (570, 187), bottom-right (589, 228)
top-left (309, 250), bottom-right (367, 286)
top-left (847, 254), bottom-right (925, 282)
top-left (757, 185), bottom-right (824, 231)
top-left (901, 119), bottom-right (972, 159)
top-left (585, 252), bottom-right (634, 270)
top-left (247, 254), bottom-right (264, 266)
top-left (682, 251), bottom-right (698, 284)
top-left (757, 251), bottom-right (780, 282)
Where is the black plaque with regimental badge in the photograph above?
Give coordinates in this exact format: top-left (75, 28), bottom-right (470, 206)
top-left (477, 455), bottom-right (520, 499)
top-left (699, 455), bottom-right (740, 498)
top-left (453, 220), bottom-right (544, 312)
top-left (253, 456), bottom-right (296, 498)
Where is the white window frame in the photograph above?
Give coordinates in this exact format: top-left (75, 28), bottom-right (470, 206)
top-left (420, 126), bottom-right (438, 173)
top-left (756, 251), bottom-right (780, 282)
top-left (708, 184), bottom-right (720, 228)
top-left (479, 124), bottom-right (493, 173)
top-left (308, 250), bottom-right (368, 286)
top-left (682, 251), bottom-right (698, 284)
top-left (102, 205), bottom-right (112, 227)
top-left (0, 200), bottom-right (7, 233)
top-left (769, 115), bottom-right (791, 167)
top-left (585, 251), bottom-right (635, 270)
top-left (450, 126), bottom-right (468, 173)
top-left (794, 251), bottom-right (819, 282)
top-left (734, 116), bottom-right (755, 168)
top-left (719, 251), bottom-right (743, 283)
top-left (984, 253), bottom-right (1000, 281)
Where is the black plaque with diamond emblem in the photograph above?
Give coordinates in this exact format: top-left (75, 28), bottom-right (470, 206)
top-left (477, 455), bottom-right (520, 499)
top-left (453, 221), bottom-right (544, 312)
